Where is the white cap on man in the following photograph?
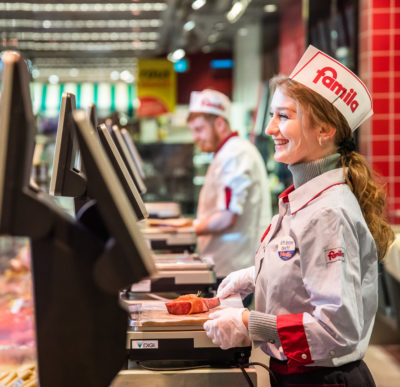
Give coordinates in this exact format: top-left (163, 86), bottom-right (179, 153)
top-left (189, 89), bottom-right (231, 121)
top-left (289, 45), bottom-right (373, 131)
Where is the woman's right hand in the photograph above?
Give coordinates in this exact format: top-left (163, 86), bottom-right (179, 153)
top-left (217, 266), bottom-right (255, 299)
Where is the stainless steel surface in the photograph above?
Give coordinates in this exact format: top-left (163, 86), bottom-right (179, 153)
top-left (111, 366), bottom-right (257, 387)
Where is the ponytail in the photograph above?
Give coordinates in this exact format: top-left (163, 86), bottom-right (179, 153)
top-left (339, 150), bottom-right (394, 261)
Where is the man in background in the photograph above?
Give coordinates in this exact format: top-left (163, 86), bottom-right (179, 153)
top-left (187, 89), bottom-right (272, 297)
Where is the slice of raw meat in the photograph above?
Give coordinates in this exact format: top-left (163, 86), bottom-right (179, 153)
top-left (165, 294), bottom-right (220, 315)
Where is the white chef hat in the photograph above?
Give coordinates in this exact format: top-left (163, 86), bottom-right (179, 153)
top-left (289, 45), bottom-right (373, 131)
top-left (189, 89), bottom-right (231, 120)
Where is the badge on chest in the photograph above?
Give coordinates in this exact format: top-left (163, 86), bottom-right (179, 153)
top-left (277, 236), bottom-right (296, 261)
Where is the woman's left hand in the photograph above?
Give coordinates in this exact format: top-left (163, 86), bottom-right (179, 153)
top-left (203, 307), bottom-right (251, 349)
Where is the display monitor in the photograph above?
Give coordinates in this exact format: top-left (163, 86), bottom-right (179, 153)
top-left (120, 128), bottom-right (145, 179)
top-left (49, 92), bottom-right (87, 206)
top-left (97, 123), bottom-right (148, 220)
top-left (72, 110), bottom-right (156, 290)
top-left (0, 51), bottom-right (156, 387)
top-left (88, 102), bottom-right (98, 129)
top-left (110, 125), bottom-right (147, 195)
top-left (0, 51), bottom-right (36, 234)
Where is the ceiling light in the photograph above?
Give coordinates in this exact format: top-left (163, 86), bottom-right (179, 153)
top-left (120, 70), bottom-right (134, 83)
top-left (183, 20), bottom-right (196, 31)
top-left (69, 68), bottom-right (79, 77)
top-left (120, 116), bottom-right (128, 126)
top-left (0, 18), bottom-right (163, 29)
top-left (0, 3), bottom-right (168, 12)
top-left (4, 41), bottom-right (157, 51)
top-left (3, 31), bottom-right (160, 42)
top-left (264, 4), bottom-right (277, 13)
top-left (167, 48), bottom-right (185, 63)
top-left (192, 0), bottom-right (206, 10)
top-left (48, 74), bottom-right (59, 84)
top-left (32, 69), bottom-right (40, 79)
top-left (226, 0), bottom-right (251, 23)
top-left (110, 71), bottom-right (120, 81)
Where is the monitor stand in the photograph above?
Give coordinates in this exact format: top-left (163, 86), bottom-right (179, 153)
top-left (18, 189), bottom-right (129, 387)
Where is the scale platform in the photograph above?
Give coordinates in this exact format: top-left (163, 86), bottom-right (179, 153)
top-left (140, 217), bottom-right (196, 253)
top-left (144, 202), bottom-right (181, 219)
top-left (142, 227), bottom-right (196, 252)
top-left (127, 253), bottom-right (216, 295)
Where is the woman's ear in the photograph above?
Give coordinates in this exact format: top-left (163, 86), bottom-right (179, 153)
top-left (319, 124), bottom-right (336, 143)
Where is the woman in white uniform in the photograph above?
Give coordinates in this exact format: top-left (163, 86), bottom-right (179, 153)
top-left (203, 46), bottom-right (394, 386)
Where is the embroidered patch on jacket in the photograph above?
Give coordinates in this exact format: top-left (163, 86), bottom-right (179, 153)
top-left (324, 247), bottom-right (345, 263)
top-left (277, 236), bottom-right (296, 261)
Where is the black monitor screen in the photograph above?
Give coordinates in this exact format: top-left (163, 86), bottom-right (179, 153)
top-left (110, 125), bottom-right (147, 195)
top-left (49, 92), bottom-right (86, 198)
top-left (120, 128), bottom-right (145, 179)
top-left (0, 51), bottom-right (36, 234)
top-left (88, 102), bottom-right (98, 129)
top-left (72, 110), bottom-right (156, 290)
top-left (97, 123), bottom-right (148, 220)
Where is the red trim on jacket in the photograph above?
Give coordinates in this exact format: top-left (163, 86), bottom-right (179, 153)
top-left (215, 131), bottom-right (239, 154)
top-left (261, 224), bottom-right (271, 242)
top-left (291, 183), bottom-right (346, 214)
top-left (276, 313), bottom-right (312, 369)
top-left (224, 186), bottom-right (232, 210)
top-left (278, 184), bottom-right (295, 203)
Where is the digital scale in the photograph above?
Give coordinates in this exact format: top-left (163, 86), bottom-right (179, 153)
top-left (125, 253), bottom-right (216, 295)
top-left (115, 290), bottom-right (258, 387)
top-left (122, 297), bottom-right (252, 368)
top-left (141, 226), bottom-right (197, 253)
top-left (144, 202), bottom-right (182, 219)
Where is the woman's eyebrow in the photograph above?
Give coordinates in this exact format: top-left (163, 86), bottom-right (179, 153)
top-left (271, 106), bottom-right (296, 113)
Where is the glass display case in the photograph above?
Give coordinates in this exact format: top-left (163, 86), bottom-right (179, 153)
top-left (0, 236), bottom-right (37, 383)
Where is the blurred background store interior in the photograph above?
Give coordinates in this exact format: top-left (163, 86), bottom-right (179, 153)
top-left (0, 0), bottom-right (399, 386)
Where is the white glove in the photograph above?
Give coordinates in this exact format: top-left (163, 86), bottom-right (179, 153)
top-left (203, 307), bottom-right (251, 349)
top-left (217, 266), bottom-right (255, 299)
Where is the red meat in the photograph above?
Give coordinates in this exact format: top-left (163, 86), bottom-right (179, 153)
top-left (165, 294), bottom-right (220, 315)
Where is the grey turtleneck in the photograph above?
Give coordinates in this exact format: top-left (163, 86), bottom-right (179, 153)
top-left (247, 153), bottom-right (341, 347)
top-left (288, 153), bottom-right (341, 188)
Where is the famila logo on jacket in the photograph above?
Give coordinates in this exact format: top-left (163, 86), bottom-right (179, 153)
top-left (324, 247), bottom-right (345, 264)
top-left (313, 66), bottom-right (359, 113)
top-left (328, 249), bottom-right (344, 260)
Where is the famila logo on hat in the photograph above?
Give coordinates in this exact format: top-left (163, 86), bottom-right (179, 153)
top-left (289, 45), bottom-right (373, 131)
top-left (313, 67), bottom-right (359, 113)
top-left (189, 89), bottom-right (231, 120)
top-left (201, 97), bottom-right (226, 112)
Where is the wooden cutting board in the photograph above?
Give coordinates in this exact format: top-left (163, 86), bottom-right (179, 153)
top-left (130, 295), bottom-right (243, 328)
